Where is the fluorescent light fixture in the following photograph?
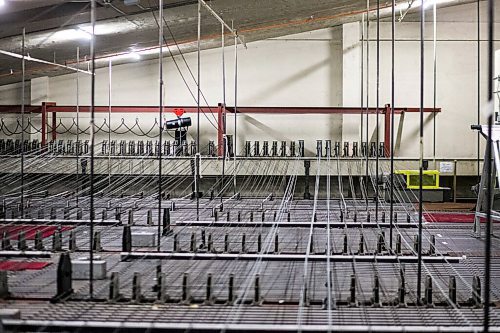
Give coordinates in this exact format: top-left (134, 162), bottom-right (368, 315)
top-left (138, 48), bottom-right (160, 56)
top-left (107, 51), bottom-right (141, 62)
top-left (396, 0), bottom-right (455, 11)
top-left (79, 21), bottom-right (135, 36)
top-left (53, 28), bottom-right (92, 42)
top-left (0, 49), bottom-right (92, 75)
top-left (129, 51), bottom-right (141, 60)
top-left (0, 0), bottom-right (5, 6)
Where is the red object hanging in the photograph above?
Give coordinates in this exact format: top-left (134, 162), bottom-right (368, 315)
top-left (173, 108), bottom-right (186, 117)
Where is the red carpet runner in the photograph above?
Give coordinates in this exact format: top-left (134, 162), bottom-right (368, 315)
top-left (0, 225), bottom-right (72, 240)
top-left (0, 261), bottom-right (52, 271)
top-left (423, 212), bottom-right (489, 223)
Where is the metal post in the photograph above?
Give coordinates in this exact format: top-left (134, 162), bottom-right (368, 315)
top-left (222, 23), bottom-right (226, 110)
top-left (41, 103), bottom-right (47, 147)
top-left (453, 160), bottom-right (458, 203)
top-left (89, 0), bottom-right (96, 299)
top-left (484, 0), bottom-right (495, 331)
top-left (220, 23), bottom-right (226, 205)
top-left (485, 117), bottom-right (493, 333)
top-left (196, 0), bottom-right (201, 220)
top-left (384, 105), bottom-right (391, 156)
top-left (390, 0), bottom-right (395, 250)
top-left (360, 13), bottom-right (365, 148)
top-left (196, 2), bottom-right (201, 150)
top-left (20, 27), bottom-right (25, 217)
top-left (233, 27), bottom-right (238, 194)
top-left (477, 0), bottom-right (481, 181)
top-left (108, 59), bottom-right (112, 186)
top-left (432, 0), bottom-right (437, 166)
top-left (51, 111), bottom-right (57, 142)
top-left (365, 0), bottom-right (370, 209)
top-left (217, 104), bottom-right (225, 157)
top-left (158, 0), bottom-right (164, 250)
top-left (375, 0), bottom-right (380, 223)
top-left (76, 47), bottom-right (80, 208)
top-left (417, 0), bottom-right (425, 305)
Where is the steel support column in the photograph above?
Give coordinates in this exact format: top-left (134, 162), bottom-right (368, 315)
top-left (217, 103), bottom-right (226, 157)
top-left (384, 104), bottom-right (391, 157)
top-left (51, 111), bottom-right (57, 143)
top-left (41, 102), bottom-right (56, 147)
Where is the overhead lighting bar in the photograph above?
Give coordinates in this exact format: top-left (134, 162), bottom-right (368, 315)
top-left (199, 0), bottom-right (247, 49)
top-left (53, 28), bottom-right (92, 41)
top-left (78, 21), bottom-right (136, 36)
top-left (0, 0), bottom-right (5, 7)
top-left (0, 50), bottom-right (92, 75)
top-left (397, 0), bottom-right (456, 20)
top-left (107, 50), bottom-right (141, 62)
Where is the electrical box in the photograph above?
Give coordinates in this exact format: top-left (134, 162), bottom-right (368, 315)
top-left (395, 169), bottom-right (440, 190)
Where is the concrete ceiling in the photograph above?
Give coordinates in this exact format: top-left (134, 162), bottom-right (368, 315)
top-left (0, 0), bottom-right (478, 86)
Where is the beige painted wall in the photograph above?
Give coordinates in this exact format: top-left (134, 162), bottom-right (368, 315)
top-left (42, 27), bottom-right (343, 156)
top-left (0, 1), bottom-right (499, 159)
top-left (342, 1), bottom-right (500, 159)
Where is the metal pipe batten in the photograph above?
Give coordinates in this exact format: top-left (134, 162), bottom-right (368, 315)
top-left (120, 252), bottom-right (462, 263)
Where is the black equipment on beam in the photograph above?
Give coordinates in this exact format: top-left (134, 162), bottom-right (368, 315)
top-left (165, 117), bottom-right (192, 130)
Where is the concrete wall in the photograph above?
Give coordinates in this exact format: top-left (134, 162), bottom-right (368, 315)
top-left (1, 1), bottom-right (499, 159)
top-left (0, 81), bottom-right (30, 140)
top-left (45, 27), bottom-right (344, 156)
top-left (0, 81), bottom-right (30, 104)
top-left (343, 1), bottom-right (500, 160)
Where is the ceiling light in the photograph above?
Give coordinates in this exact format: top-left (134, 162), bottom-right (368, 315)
top-left (129, 51), bottom-right (141, 60)
top-left (79, 21), bottom-right (136, 36)
top-left (107, 51), bottom-right (141, 62)
top-left (396, 0), bottom-right (455, 11)
top-left (138, 48), bottom-right (159, 56)
top-left (0, 0), bottom-right (5, 7)
top-left (53, 28), bottom-right (92, 42)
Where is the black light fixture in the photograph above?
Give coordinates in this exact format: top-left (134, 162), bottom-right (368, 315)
top-left (165, 117), bottom-right (192, 130)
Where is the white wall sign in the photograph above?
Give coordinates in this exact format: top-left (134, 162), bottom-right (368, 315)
top-left (439, 162), bottom-right (454, 173)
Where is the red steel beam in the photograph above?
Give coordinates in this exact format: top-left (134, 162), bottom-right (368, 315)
top-left (225, 106), bottom-right (440, 114)
top-left (0, 104), bottom-right (441, 115)
top-left (0, 105), bottom-right (42, 113)
top-left (47, 106), bottom-right (217, 113)
top-left (2, 103), bottom-right (440, 156)
top-left (41, 102), bottom-right (56, 147)
top-left (41, 104), bottom-right (47, 147)
top-left (51, 111), bottom-right (57, 142)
